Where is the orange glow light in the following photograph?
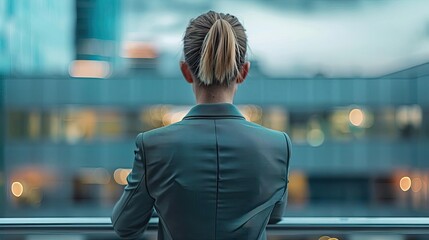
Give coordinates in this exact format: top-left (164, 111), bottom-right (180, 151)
top-left (11, 182), bottom-right (24, 197)
top-left (400, 176), bottom-right (412, 192)
top-left (318, 236), bottom-right (331, 240)
top-left (122, 41), bottom-right (158, 59)
top-left (349, 108), bottom-right (364, 126)
top-left (69, 60), bottom-right (110, 78)
top-left (411, 178), bottom-right (423, 192)
top-left (114, 168), bottom-right (131, 185)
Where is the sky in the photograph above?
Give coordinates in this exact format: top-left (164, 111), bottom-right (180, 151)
top-left (123, 0), bottom-right (429, 77)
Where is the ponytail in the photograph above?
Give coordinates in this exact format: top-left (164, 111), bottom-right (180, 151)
top-left (199, 18), bottom-right (239, 85)
top-left (183, 11), bottom-right (247, 86)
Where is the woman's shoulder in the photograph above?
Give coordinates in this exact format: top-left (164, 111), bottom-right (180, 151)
top-left (139, 121), bottom-right (183, 140)
top-left (242, 120), bottom-right (287, 136)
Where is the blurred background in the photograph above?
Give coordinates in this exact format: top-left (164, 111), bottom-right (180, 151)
top-left (1, 0), bottom-right (429, 221)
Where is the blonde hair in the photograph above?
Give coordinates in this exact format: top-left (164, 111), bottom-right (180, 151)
top-left (183, 11), bottom-right (247, 86)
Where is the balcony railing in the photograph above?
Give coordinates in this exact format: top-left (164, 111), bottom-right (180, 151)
top-left (1, 217), bottom-right (429, 235)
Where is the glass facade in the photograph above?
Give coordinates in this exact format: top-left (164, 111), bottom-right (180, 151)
top-left (3, 73), bottom-right (429, 218)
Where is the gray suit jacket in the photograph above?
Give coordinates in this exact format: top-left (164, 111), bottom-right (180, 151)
top-left (112, 103), bottom-right (292, 240)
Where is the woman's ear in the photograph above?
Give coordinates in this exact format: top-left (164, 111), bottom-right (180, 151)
top-left (237, 61), bottom-right (250, 84)
top-left (180, 61), bottom-right (194, 84)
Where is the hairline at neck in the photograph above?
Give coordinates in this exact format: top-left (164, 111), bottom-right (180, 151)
top-left (193, 82), bottom-right (236, 104)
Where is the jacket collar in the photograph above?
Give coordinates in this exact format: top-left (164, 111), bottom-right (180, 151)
top-left (183, 103), bottom-right (245, 120)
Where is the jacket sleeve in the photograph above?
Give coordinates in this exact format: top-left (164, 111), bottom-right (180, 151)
top-left (269, 132), bottom-right (292, 224)
top-left (111, 133), bottom-right (155, 239)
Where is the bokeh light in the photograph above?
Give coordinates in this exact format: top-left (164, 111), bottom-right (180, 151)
top-left (68, 60), bottom-right (110, 78)
top-left (114, 168), bottom-right (132, 185)
top-left (411, 178), bottom-right (423, 192)
top-left (349, 108), bottom-right (364, 127)
top-left (79, 168), bottom-right (111, 185)
top-left (318, 236), bottom-right (331, 240)
top-left (400, 176), bottom-right (411, 192)
top-left (11, 182), bottom-right (24, 197)
top-left (307, 128), bottom-right (325, 147)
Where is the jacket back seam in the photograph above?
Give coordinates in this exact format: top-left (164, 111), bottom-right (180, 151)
top-left (214, 119), bottom-right (220, 240)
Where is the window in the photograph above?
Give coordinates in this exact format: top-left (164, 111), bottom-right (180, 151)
top-left (2, 0), bottom-right (429, 223)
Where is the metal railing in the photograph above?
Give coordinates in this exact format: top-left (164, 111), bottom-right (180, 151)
top-left (1, 217), bottom-right (429, 235)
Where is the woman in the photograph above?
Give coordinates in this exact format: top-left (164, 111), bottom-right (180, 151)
top-left (112, 11), bottom-right (292, 240)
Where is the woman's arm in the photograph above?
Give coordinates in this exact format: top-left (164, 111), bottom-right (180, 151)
top-left (269, 132), bottom-right (292, 224)
top-left (111, 133), bottom-right (155, 239)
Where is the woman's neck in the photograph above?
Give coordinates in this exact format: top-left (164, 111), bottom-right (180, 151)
top-left (194, 84), bottom-right (235, 104)
top-left (196, 93), bottom-right (233, 104)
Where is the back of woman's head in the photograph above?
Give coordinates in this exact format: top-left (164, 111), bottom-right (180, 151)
top-left (183, 11), bottom-right (247, 86)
